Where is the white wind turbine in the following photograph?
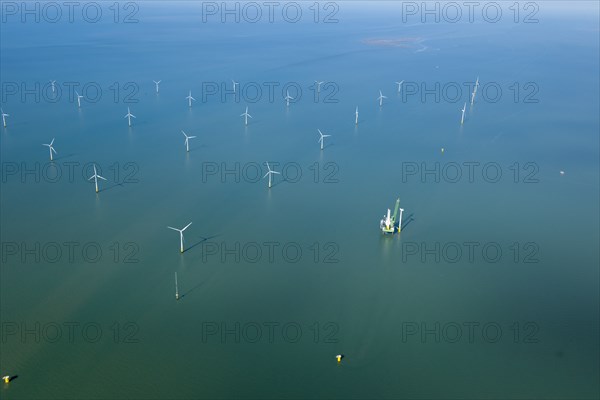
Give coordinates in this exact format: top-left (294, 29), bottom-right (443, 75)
top-left (460, 102), bottom-right (466, 124)
top-left (181, 130), bottom-right (196, 152)
top-left (50, 80), bottom-right (56, 93)
top-left (75, 91), bottom-right (83, 108)
top-left (317, 129), bottom-right (331, 150)
top-left (470, 76), bottom-right (479, 105)
top-left (285, 90), bottom-right (294, 107)
top-left (1, 108), bottom-right (8, 127)
top-left (175, 272), bottom-right (180, 300)
top-left (232, 79), bottom-right (239, 93)
top-left (397, 207), bottom-right (405, 232)
top-left (314, 81), bottom-right (324, 93)
top-left (240, 106), bottom-right (253, 126)
top-left (395, 80), bottom-right (404, 93)
top-left (355, 106), bottom-right (359, 125)
top-left (167, 222), bottom-right (192, 253)
top-left (124, 107), bottom-right (136, 127)
top-left (42, 138), bottom-right (57, 161)
top-left (378, 90), bottom-right (387, 107)
top-left (153, 80), bottom-right (161, 94)
top-left (263, 162), bottom-right (280, 189)
top-left (186, 90), bottom-right (196, 107)
top-left (88, 164), bottom-right (107, 193)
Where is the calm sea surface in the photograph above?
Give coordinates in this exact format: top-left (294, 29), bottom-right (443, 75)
top-left (1, 2), bottom-right (599, 399)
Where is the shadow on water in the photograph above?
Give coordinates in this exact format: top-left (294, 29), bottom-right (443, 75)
top-left (186, 234), bottom-right (222, 252)
top-left (180, 279), bottom-right (209, 299)
top-left (99, 181), bottom-right (126, 192)
top-left (53, 153), bottom-right (77, 161)
top-left (401, 213), bottom-right (415, 231)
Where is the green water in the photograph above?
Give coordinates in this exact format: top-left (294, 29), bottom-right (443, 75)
top-left (1, 1), bottom-right (599, 398)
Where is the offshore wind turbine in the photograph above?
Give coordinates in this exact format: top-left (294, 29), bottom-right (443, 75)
top-left (175, 272), bottom-right (180, 300)
top-left (460, 102), bottom-right (466, 124)
top-left (378, 90), bottom-right (387, 107)
top-left (124, 107), bottom-right (136, 127)
top-left (470, 76), bottom-right (479, 105)
top-left (88, 164), bottom-right (107, 193)
top-left (240, 106), bottom-right (252, 126)
top-left (317, 129), bottom-right (331, 150)
top-left (285, 90), bottom-right (294, 107)
top-left (397, 207), bottom-right (405, 232)
top-left (395, 80), bottom-right (404, 93)
top-left (232, 79), bottom-right (239, 93)
top-left (75, 91), bottom-right (83, 108)
top-left (314, 81), bottom-right (324, 93)
top-left (1, 108), bottom-right (8, 127)
top-left (181, 130), bottom-right (196, 152)
top-left (263, 162), bottom-right (280, 189)
top-left (186, 90), bottom-right (196, 107)
top-left (153, 80), bottom-right (161, 94)
top-left (167, 222), bottom-right (192, 253)
top-left (50, 80), bottom-right (56, 93)
top-left (42, 138), bottom-right (57, 161)
top-left (355, 106), bottom-right (359, 125)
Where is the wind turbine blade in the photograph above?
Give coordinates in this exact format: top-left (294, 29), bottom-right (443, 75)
top-left (263, 172), bottom-right (270, 179)
top-left (167, 226), bottom-right (179, 231)
top-left (272, 171), bottom-right (281, 175)
top-left (182, 222), bottom-right (192, 231)
top-left (188, 136), bottom-right (197, 139)
top-left (51, 147), bottom-right (57, 154)
top-left (88, 176), bottom-right (95, 181)
top-left (97, 175), bottom-right (107, 181)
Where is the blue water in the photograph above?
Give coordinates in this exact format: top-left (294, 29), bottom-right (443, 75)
top-left (1, 1), bottom-right (599, 399)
